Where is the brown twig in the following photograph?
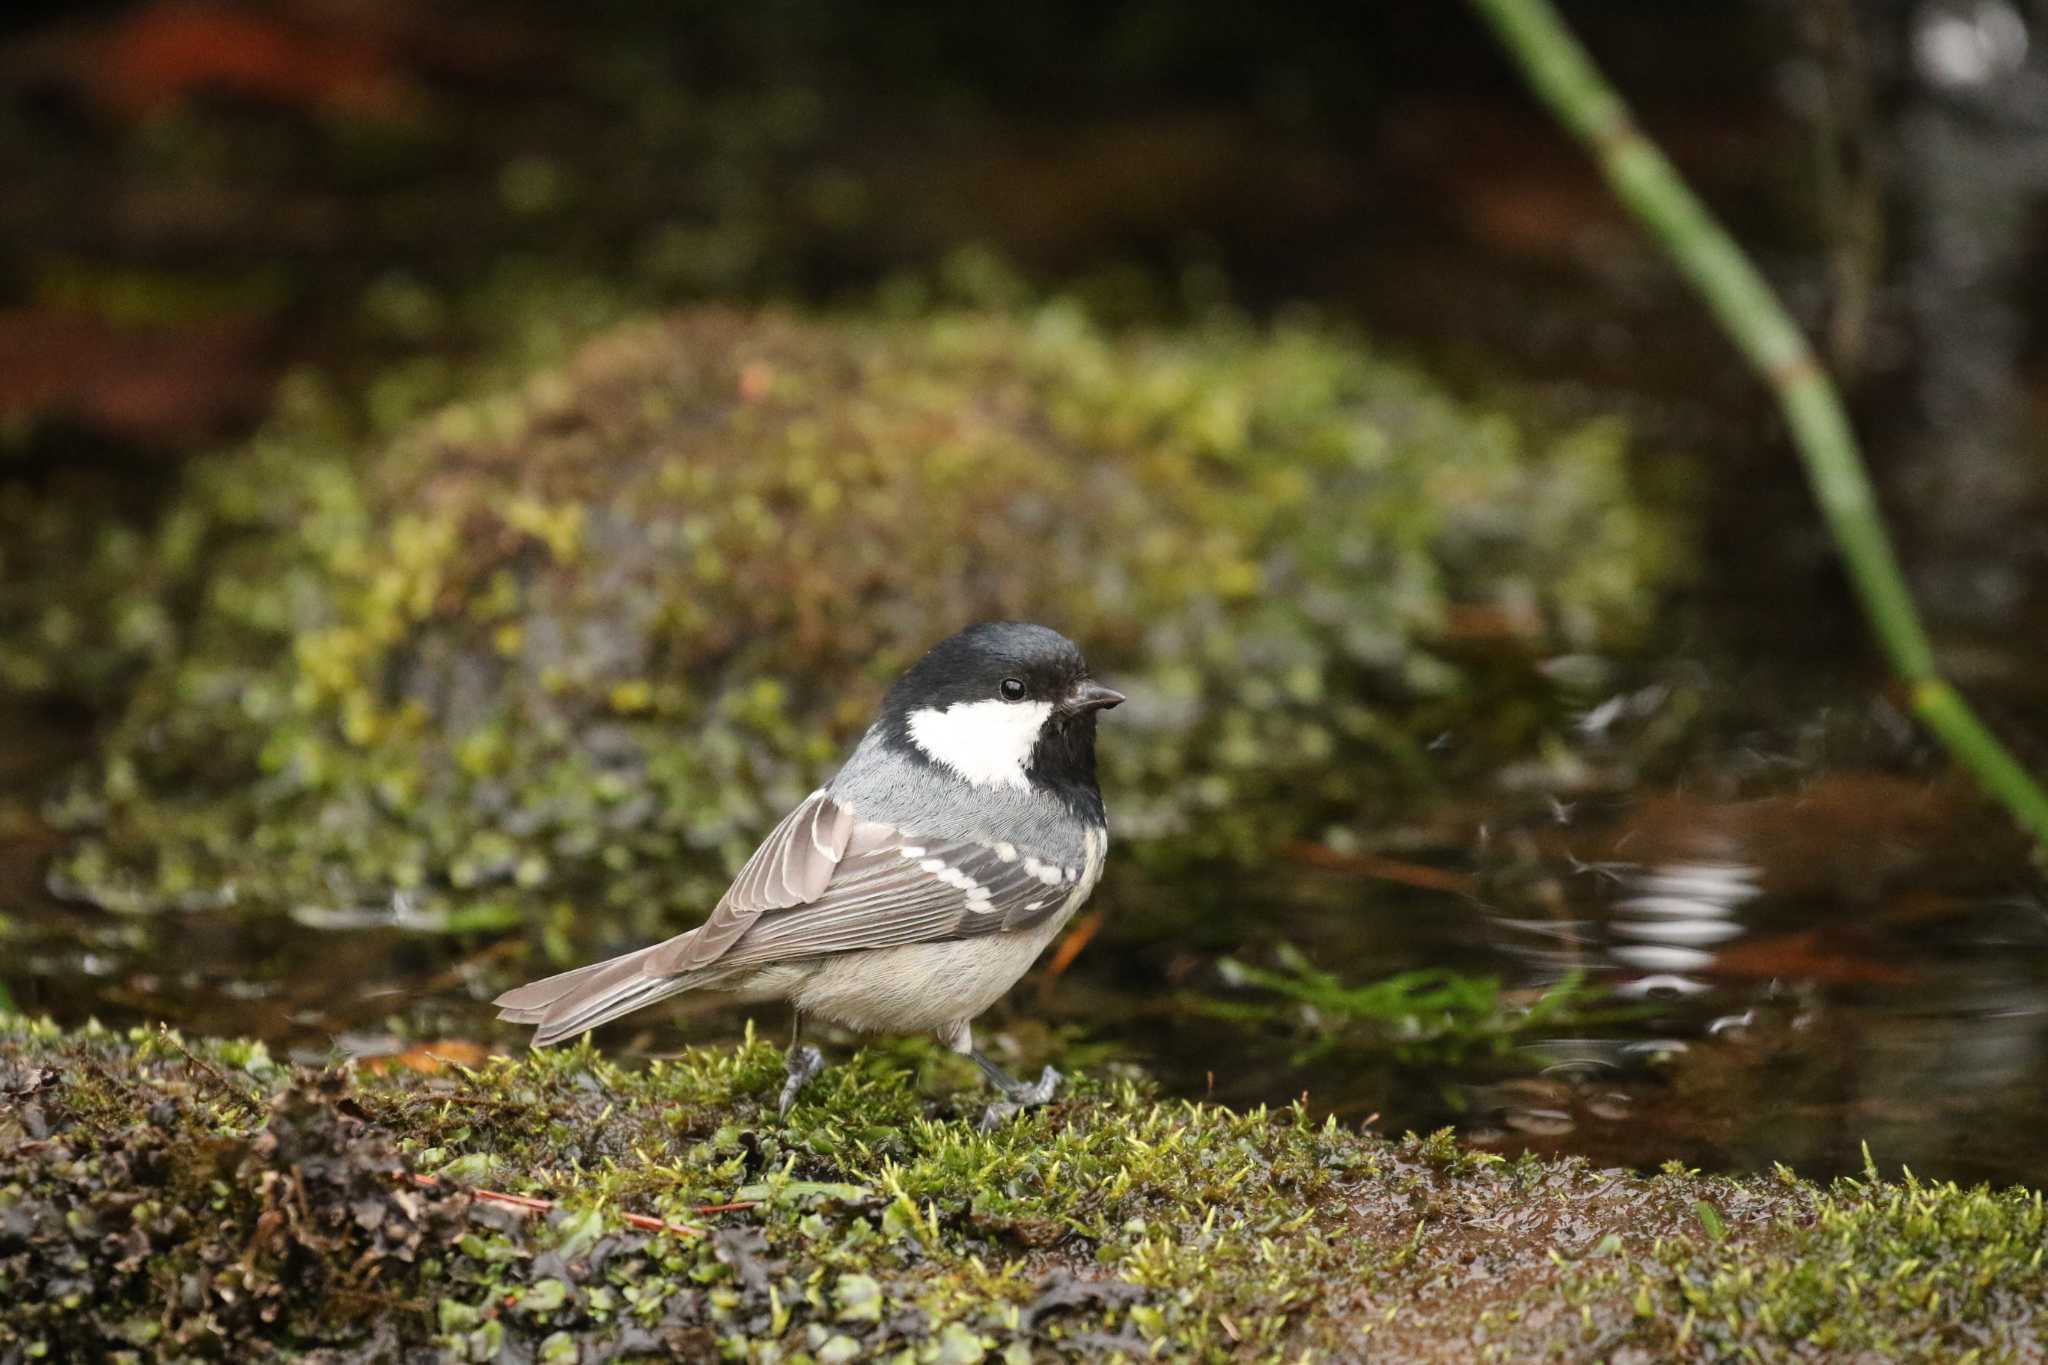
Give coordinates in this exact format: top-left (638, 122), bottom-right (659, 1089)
top-left (1282, 840), bottom-right (1477, 896)
top-left (690, 1200), bottom-right (758, 1215)
top-left (162, 1031), bottom-right (270, 1121)
top-left (403, 1172), bottom-right (753, 1238)
top-left (416, 937), bottom-right (524, 995)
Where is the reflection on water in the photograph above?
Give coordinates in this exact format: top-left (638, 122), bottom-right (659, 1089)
top-left (1459, 774), bottom-right (2048, 1186)
top-left (1608, 861), bottom-right (1759, 970)
top-left (1474, 860), bottom-right (1764, 1149)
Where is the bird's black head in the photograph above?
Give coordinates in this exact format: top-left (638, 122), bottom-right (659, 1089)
top-left (879, 621), bottom-right (1123, 814)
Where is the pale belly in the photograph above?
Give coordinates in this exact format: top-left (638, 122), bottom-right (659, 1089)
top-left (789, 907), bottom-right (1075, 1035)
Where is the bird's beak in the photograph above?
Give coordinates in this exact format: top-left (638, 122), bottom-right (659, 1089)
top-left (1065, 680), bottom-right (1126, 714)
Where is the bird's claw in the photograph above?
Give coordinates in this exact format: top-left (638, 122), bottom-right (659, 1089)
top-left (1013, 1063), bottom-right (1062, 1105)
top-left (977, 1064), bottom-right (1062, 1129)
top-left (778, 1044), bottom-right (825, 1117)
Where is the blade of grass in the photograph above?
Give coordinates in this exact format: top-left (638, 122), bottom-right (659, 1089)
top-left (1469, 0), bottom-right (2048, 848)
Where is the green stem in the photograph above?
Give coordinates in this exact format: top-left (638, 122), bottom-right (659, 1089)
top-left (1469, 0), bottom-right (2048, 848)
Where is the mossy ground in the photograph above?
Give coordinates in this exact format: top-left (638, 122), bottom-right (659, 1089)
top-left (6, 1014), bottom-right (2046, 1362)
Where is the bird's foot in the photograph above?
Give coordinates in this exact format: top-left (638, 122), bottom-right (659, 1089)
top-left (778, 1044), bottom-right (826, 1117)
top-left (973, 1052), bottom-right (1062, 1129)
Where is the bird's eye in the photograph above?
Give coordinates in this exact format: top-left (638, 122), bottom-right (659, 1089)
top-left (999, 677), bottom-right (1026, 701)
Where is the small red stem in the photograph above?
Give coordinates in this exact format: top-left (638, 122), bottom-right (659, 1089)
top-left (403, 1172), bottom-right (755, 1238)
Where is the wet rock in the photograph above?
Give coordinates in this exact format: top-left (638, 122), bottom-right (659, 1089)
top-left (25, 306), bottom-right (1675, 941)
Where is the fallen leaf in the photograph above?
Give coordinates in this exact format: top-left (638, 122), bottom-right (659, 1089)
top-left (354, 1039), bottom-right (491, 1076)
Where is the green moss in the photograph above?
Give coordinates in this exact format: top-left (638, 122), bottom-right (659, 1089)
top-left (24, 304), bottom-right (1677, 950)
top-left (1624, 1158), bottom-right (2048, 1360)
top-left (6, 1015), bottom-right (2045, 1361)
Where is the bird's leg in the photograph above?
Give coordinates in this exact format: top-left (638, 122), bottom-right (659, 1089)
top-left (938, 1020), bottom-right (1059, 1127)
top-left (779, 1012), bottom-right (825, 1117)
top-left (971, 1042), bottom-right (1061, 1130)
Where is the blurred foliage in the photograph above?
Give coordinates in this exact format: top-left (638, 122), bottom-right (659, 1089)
top-left (15, 291), bottom-right (1677, 954)
top-left (1199, 944), bottom-right (1632, 1067)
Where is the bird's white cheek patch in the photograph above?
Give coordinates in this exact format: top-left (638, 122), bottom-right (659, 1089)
top-left (905, 699), bottom-right (1052, 789)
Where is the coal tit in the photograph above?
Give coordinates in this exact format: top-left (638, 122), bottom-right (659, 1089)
top-left (495, 621), bottom-right (1124, 1118)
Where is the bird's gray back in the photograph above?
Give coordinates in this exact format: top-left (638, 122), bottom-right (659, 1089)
top-left (827, 728), bottom-right (1094, 862)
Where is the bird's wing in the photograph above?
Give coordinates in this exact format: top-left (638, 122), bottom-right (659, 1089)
top-left (714, 832), bottom-right (1093, 967)
top-left (642, 794), bottom-right (1093, 977)
top-left (646, 789), bottom-right (862, 974)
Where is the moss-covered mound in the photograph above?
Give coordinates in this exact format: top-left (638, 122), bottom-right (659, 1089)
top-left (5, 1015), bottom-right (2044, 1362)
top-left (35, 305), bottom-right (1672, 941)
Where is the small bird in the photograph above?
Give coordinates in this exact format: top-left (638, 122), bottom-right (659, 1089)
top-left (494, 621), bottom-right (1124, 1119)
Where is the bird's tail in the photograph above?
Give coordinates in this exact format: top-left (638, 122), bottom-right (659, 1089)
top-left (493, 939), bottom-right (695, 1047)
